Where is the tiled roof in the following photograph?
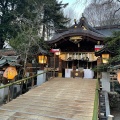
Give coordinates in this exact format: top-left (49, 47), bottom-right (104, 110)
top-left (47, 15), bottom-right (105, 43)
top-left (95, 45), bottom-right (115, 56)
top-left (0, 55), bottom-right (21, 67)
top-left (0, 48), bottom-right (16, 56)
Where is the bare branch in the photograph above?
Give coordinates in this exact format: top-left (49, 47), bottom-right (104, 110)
top-left (101, 0), bottom-right (114, 6)
top-left (83, 1), bottom-right (120, 26)
top-left (113, 7), bottom-right (120, 17)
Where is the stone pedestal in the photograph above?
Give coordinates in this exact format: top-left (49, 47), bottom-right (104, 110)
top-left (100, 72), bottom-right (110, 92)
top-left (108, 115), bottom-right (114, 120)
top-left (37, 70), bottom-right (46, 86)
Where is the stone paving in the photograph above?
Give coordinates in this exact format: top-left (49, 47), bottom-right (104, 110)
top-left (0, 78), bottom-right (96, 120)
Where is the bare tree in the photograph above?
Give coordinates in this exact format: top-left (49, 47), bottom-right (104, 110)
top-left (77, 0), bottom-right (120, 18)
top-left (64, 7), bottom-right (77, 27)
top-left (83, 2), bottom-right (120, 26)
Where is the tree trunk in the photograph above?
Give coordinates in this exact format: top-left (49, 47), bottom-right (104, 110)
top-left (42, 24), bottom-right (45, 40)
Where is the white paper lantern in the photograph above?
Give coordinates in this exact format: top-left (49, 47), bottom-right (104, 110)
top-left (67, 53), bottom-right (70, 59)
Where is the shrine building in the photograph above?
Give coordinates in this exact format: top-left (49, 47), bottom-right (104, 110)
top-left (46, 15), bottom-right (120, 79)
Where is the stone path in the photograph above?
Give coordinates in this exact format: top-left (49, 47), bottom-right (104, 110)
top-left (0, 78), bottom-right (96, 120)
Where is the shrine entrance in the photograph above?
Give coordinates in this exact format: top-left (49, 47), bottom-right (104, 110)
top-left (47, 15), bottom-right (104, 79)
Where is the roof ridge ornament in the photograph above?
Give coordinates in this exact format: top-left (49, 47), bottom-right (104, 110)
top-left (82, 13), bottom-right (84, 17)
top-left (81, 13), bottom-right (85, 20)
top-left (74, 19), bottom-right (77, 28)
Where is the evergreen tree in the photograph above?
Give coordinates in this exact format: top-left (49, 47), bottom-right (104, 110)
top-left (105, 31), bottom-right (120, 65)
top-left (42, 0), bottom-right (69, 39)
top-left (0, 0), bottom-right (37, 49)
top-left (95, 31), bottom-right (120, 72)
top-left (0, 0), bottom-right (69, 48)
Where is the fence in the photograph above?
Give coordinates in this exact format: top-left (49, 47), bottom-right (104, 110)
top-left (0, 69), bottom-right (54, 104)
top-left (92, 79), bottom-right (99, 120)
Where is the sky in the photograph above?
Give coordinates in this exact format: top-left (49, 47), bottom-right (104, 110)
top-left (60, 0), bottom-right (90, 20)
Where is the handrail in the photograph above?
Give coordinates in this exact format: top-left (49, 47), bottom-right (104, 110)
top-left (0, 70), bottom-right (51, 89)
top-left (92, 79), bottom-right (99, 120)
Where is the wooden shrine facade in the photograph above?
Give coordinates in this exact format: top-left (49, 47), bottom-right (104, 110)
top-left (46, 15), bottom-right (105, 78)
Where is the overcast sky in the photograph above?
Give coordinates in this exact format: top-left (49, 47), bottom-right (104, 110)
top-left (61, 0), bottom-right (89, 20)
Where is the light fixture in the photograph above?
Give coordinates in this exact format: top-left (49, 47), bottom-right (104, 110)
top-left (55, 43), bottom-right (57, 47)
top-left (55, 51), bottom-right (60, 55)
top-left (102, 54), bottom-right (109, 64)
top-left (78, 43), bottom-right (80, 48)
top-left (117, 70), bottom-right (120, 84)
top-left (3, 66), bottom-right (18, 80)
top-left (97, 41), bottom-right (100, 45)
top-left (38, 55), bottom-right (47, 64)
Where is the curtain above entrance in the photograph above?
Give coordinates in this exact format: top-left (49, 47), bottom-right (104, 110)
top-left (59, 52), bottom-right (98, 62)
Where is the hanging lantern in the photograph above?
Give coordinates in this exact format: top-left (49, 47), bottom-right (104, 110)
top-left (69, 53), bottom-right (72, 58)
top-left (102, 54), bottom-right (109, 64)
top-left (74, 53), bottom-right (77, 60)
top-left (66, 53), bottom-right (69, 59)
top-left (117, 70), bottom-right (120, 84)
top-left (3, 66), bottom-right (18, 80)
top-left (93, 53), bottom-right (98, 61)
top-left (60, 54), bottom-right (66, 61)
top-left (80, 53), bottom-right (83, 60)
top-left (55, 51), bottom-right (60, 55)
top-left (38, 55), bottom-right (47, 64)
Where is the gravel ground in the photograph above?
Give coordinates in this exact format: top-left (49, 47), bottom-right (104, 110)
top-left (111, 110), bottom-right (120, 120)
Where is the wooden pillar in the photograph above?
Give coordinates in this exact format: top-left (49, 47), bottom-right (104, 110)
top-left (53, 53), bottom-right (56, 77)
top-left (97, 57), bottom-right (102, 79)
top-left (58, 57), bottom-right (62, 77)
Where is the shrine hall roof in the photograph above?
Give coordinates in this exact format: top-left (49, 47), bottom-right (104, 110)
top-left (47, 15), bottom-right (105, 44)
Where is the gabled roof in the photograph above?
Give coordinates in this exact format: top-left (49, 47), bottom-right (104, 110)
top-left (71, 14), bottom-right (104, 35)
top-left (0, 48), bottom-right (16, 56)
top-left (0, 55), bottom-right (21, 67)
top-left (95, 45), bottom-right (114, 56)
top-left (48, 29), bottom-right (105, 44)
top-left (47, 15), bottom-right (105, 44)
top-left (38, 46), bottom-right (48, 55)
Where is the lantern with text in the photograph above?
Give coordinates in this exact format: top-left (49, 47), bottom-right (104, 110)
top-left (38, 55), bottom-right (47, 64)
top-left (3, 66), bottom-right (18, 80)
top-left (102, 54), bottom-right (109, 64)
top-left (117, 70), bottom-right (120, 84)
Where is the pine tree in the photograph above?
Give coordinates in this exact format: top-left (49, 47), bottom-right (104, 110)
top-left (0, 0), bottom-right (69, 48)
top-left (105, 31), bottom-right (120, 65)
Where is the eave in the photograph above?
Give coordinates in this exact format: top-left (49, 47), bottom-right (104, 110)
top-left (47, 29), bottom-right (105, 44)
top-left (95, 45), bottom-right (114, 56)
